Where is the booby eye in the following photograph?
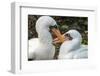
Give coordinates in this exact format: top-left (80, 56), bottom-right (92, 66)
top-left (65, 33), bottom-right (70, 37)
top-left (53, 24), bottom-right (58, 29)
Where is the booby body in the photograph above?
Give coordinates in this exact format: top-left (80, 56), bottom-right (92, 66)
top-left (28, 16), bottom-right (59, 60)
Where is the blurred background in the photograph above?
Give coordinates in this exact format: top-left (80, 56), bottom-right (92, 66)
top-left (28, 15), bottom-right (88, 59)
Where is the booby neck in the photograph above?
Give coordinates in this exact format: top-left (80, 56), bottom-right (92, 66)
top-left (64, 38), bottom-right (81, 50)
top-left (35, 16), bottom-right (57, 46)
top-left (38, 29), bottom-right (53, 45)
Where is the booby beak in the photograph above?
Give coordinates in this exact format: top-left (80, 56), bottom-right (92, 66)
top-left (52, 32), bottom-right (73, 44)
top-left (50, 26), bottom-right (64, 43)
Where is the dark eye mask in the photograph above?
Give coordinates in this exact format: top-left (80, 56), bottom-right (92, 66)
top-left (65, 33), bottom-right (73, 40)
top-left (49, 25), bottom-right (58, 29)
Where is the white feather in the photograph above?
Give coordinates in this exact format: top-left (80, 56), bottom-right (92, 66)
top-left (58, 30), bottom-right (88, 59)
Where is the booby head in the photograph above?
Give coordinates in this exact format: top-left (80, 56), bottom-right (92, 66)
top-left (64, 30), bottom-right (82, 42)
top-left (36, 16), bottom-right (57, 30)
top-left (53, 30), bottom-right (82, 44)
top-left (36, 16), bottom-right (64, 43)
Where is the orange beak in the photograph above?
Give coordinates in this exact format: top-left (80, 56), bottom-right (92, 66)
top-left (51, 28), bottom-right (64, 43)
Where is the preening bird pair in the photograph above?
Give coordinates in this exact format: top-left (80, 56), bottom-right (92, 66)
top-left (29, 16), bottom-right (88, 60)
